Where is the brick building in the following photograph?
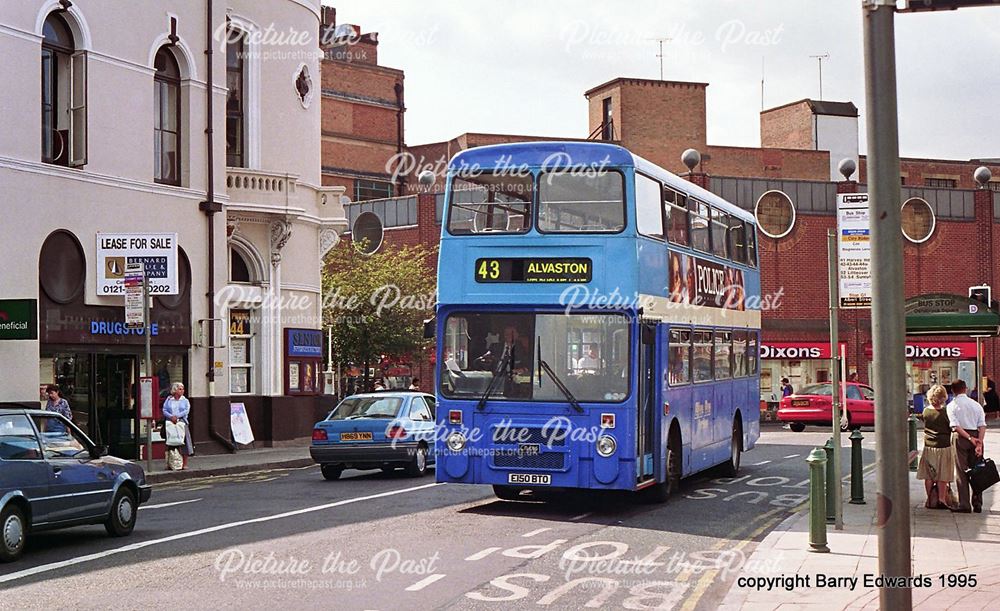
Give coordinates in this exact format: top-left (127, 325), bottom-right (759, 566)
top-left (317, 15), bottom-right (1000, 401)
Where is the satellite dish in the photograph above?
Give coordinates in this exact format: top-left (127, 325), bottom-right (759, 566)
top-left (352, 211), bottom-right (383, 254)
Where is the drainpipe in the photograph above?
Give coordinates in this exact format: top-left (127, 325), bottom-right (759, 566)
top-left (394, 81), bottom-right (404, 194)
top-left (201, 0), bottom-right (235, 452)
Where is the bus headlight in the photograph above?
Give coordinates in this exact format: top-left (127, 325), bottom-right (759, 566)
top-left (446, 431), bottom-right (467, 452)
top-left (596, 435), bottom-right (617, 457)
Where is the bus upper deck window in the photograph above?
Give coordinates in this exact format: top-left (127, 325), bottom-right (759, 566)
top-left (538, 171), bottom-right (624, 233)
top-left (447, 173), bottom-right (532, 235)
top-left (745, 221), bottom-right (758, 267)
top-left (728, 218), bottom-right (747, 264)
top-left (664, 188), bottom-right (688, 246)
top-left (711, 208), bottom-right (729, 259)
top-left (690, 200), bottom-right (710, 253)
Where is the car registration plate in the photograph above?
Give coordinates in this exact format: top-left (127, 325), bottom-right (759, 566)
top-left (792, 399), bottom-right (811, 407)
top-left (340, 432), bottom-right (373, 441)
top-left (508, 473), bottom-right (551, 485)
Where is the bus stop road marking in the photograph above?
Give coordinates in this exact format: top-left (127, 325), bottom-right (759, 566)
top-left (522, 528), bottom-right (551, 537)
top-left (405, 574), bottom-right (446, 591)
top-left (783, 454), bottom-right (800, 459)
top-left (570, 512), bottom-right (593, 521)
top-left (0, 482), bottom-right (442, 585)
top-left (466, 547), bottom-right (502, 561)
top-left (751, 460), bottom-right (772, 465)
top-left (139, 498), bottom-right (202, 511)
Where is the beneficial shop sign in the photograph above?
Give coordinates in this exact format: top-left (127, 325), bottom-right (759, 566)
top-left (0, 299), bottom-right (37, 340)
top-left (837, 194), bottom-right (871, 309)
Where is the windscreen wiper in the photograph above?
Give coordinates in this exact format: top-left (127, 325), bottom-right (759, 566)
top-left (538, 359), bottom-right (584, 414)
top-left (476, 348), bottom-right (512, 411)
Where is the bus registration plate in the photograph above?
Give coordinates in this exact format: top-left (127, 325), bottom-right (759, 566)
top-left (508, 473), bottom-right (551, 485)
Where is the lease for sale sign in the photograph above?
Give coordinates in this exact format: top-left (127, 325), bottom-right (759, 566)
top-left (97, 233), bottom-right (178, 296)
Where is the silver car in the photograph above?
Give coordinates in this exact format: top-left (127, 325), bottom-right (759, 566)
top-left (0, 408), bottom-right (152, 562)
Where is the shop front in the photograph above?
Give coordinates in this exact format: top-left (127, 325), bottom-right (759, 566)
top-left (865, 340), bottom-right (978, 406)
top-left (760, 341), bottom-right (847, 403)
top-left (39, 298), bottom-right (190, 460)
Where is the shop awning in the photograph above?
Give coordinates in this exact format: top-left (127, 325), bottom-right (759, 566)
top-left (904, 293), bottom-right (1000, 336)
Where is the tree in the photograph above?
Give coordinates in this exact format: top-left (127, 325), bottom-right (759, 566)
top-left (322, 240), bottom-right (437, 385)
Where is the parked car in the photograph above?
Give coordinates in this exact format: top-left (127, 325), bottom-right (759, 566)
top-left (0, 408), bottom-right (152, 562)
top-left (310, 392), bottom-right (436, 480)
top-left (778, 382), bottom-right (875, 432)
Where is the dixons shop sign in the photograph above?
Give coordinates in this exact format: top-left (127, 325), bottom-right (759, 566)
top-left (761, 342), bottom-right (847, 360)
top-left (864, 341), bottom-right (978, 360)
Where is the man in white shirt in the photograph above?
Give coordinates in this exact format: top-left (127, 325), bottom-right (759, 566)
top-left (576, 346), bottom-right (599, 374)
top-left (946, 379), bottom-right (987, 513)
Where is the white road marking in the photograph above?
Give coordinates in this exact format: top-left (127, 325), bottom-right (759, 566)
top-left (0, 482), bottom-right (442, 585)
top-left (752, 460), bottom-right (772, 466)
top-left (405, 574), bottom-right (446, 591)
top-left (522, 527), bottom-right (551, 538)
top-left (465, 547), bottom-right (501, 561)
top-left (783, 454), bottom-right (800, 459)
top-left (138, 499), bottom-right (202, 511)
top-left (570, 512), bottom-right (592, 521)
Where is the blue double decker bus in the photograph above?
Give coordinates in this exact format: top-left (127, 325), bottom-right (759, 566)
top-left (434, 142), bottom-right (760, 501)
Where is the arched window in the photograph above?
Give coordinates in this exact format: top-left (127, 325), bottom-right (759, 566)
top-left (230, 247), bottom-right (252, 283)
top-left (154, 46), bottom-right (181, 185)
top-left (42, 12), bottom-right (86, 166)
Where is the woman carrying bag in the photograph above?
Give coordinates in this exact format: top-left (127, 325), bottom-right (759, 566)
top-left (162, 382), bottom-right (194, 470)
top-left (917, 384), bottom-right (958, 510)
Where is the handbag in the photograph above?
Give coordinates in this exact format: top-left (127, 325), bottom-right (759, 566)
top-left (165, 420), bottom-right (187, 447)
top-left (965, 457), bottom-right (1000, 494)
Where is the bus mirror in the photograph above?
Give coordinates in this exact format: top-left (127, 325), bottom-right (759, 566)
top-left (641, 322), bottom-right (656, 345)
top-left (423, 317), bottom-right (435, 339)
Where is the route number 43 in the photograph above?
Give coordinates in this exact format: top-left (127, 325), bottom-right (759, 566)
top-left (477, 259), bottom-right (500, 280)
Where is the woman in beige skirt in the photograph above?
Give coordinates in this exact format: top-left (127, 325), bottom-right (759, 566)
top-left (917, 384), bottom-right (957, 509)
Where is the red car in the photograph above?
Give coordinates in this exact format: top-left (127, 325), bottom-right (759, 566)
top-left (778, 382), bottom-right (875, 432)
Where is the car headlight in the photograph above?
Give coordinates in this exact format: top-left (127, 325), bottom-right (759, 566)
top-left (446, 431), bottom-right (467, 452)
top-left (596, 435), bottom-right (617, 457)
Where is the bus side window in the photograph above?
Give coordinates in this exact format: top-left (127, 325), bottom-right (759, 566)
top-left (710, 208), bottom-right (729, 259)
top-left (693, 330), bottom-right (713, 383)
top-left (668, 328), bottom-right (691, 385)
top-left (747, 331), bottom-right (759, 375)
top-left (728, 219), bottom-right (747, 264)
top-left (690, 200), bottom-right (711, 253)
top-left (636, 173), bottom-right (665, 240)
top-left (746, 221), bottom-right (758, 267)
top-left (715, 331), bottom-right (732, 380)
top-left (733, 330), bottom-right (748, 378)
top-left (664, 187), bottom-right (689, 246)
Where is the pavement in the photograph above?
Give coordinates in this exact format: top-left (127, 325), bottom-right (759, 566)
top-left (144, 445), bottom-right (313, 484)
top-left (721, 422), bottom-right (1000, 610)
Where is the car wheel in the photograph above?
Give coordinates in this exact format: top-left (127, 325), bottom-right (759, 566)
top-left (104, 488), bottom-right (137, 537)
top-left (404, 445), bottom-right (428, 477)
top-left (721, 421), bottom-right (743, 477)
top-left (493, 485), bottom-right (525, 501)
top-left (321, 464), bottom-right (344, 481)
top-left (790, 422), bottom-right (806, 433)
top-left (0, 504), bottom-right (27, 562)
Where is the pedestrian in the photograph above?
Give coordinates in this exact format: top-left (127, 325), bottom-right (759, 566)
top-left (780, 377), bottom-right (793, 398)
top-left (43, 384), bottom-right (72, 434)
top-left (984, 377), bottom-right (999, 420)
top-left (917, 384), bottom-right (957, 510)
top-left (408, 378), bottom-right (420, 391)
top-left (162, 382), bottom-right (194, 469)
top-left (848, 372), bottom-right (859, 383)
top-left (946, 379), bottom-right (987, 513)
top-left (373, 379), bottom-right (386, 391)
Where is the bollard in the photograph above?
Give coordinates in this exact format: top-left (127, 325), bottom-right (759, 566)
top-left (807, 448), bottom-right (830, 553)
top-left (824, 437), bottom-right (836, 523)
top-left (850, 429), bottom-right (866, 504)
top-left (908, 414), bottom-right (918, 472)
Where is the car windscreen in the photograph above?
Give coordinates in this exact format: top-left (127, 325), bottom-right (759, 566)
top-left (327, 397), bottom-right (403, 420)
top-left (798, 384), bottom-right (833, 396)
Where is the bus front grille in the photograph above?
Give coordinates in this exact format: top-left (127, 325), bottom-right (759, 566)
top-left (493, 452), bottom-right (566, 470)
top-left (491, 427), bottom-right (566, 447)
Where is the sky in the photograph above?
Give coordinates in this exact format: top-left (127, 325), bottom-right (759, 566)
top-left (324, 1), bottom-right (1000, 161)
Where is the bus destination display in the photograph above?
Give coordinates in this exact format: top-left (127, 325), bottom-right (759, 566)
top-left (474, 258), bottom-right (592, 283)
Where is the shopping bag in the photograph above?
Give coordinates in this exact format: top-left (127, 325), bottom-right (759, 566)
top-left (166, 447), bottom-right (184, 471)
top-left (965, 457), bottom-right (1000, 494)
top-left (165, 420), bottom-right (187, 447)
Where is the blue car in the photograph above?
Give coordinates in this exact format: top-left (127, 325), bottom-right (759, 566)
top-left (310, 392), bottom-right (437, 480)
top-left (0, 408), bottom-right (152, 562)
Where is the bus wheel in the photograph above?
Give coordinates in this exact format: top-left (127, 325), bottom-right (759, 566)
top-left (644, 433), bottom-right (681, 503)
top-left (722, 421), bottom-right (743, 477)
top-left (789, 422), bottom-right (806, 433)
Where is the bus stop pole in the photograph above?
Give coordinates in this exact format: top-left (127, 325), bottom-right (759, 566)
top-left (863, 2), bottom-right (912, 608)
top-left (828, 229), bottom-right (843, 530)
top-left (144, 275), bottom-right (152, 474)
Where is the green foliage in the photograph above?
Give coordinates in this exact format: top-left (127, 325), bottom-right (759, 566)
top-left (321, 240), bottom-right (437, 367)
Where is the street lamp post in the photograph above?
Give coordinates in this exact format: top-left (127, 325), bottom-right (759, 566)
top-left (862, 1), bottom-right (911, 609)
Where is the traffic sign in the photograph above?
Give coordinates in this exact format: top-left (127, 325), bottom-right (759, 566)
top-left (837, 194), bottom-right (872, 309)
